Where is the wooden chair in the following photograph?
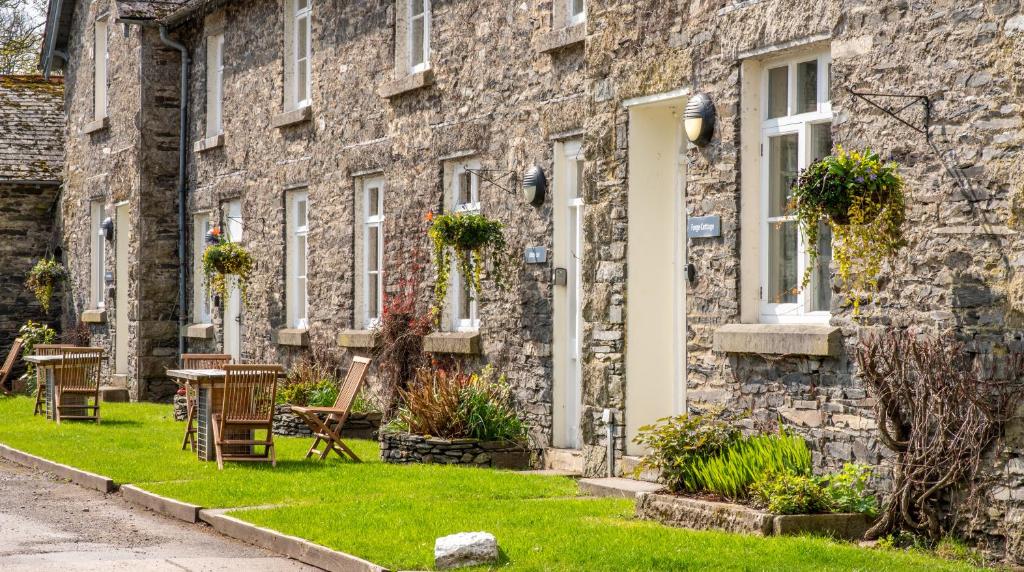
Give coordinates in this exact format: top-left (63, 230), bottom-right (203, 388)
top-left (33, 344), bottom-right (76, 416)
top-left (212, 364), bottom-right (283, 470)
top-left (179, 354), bottom-right (232, 451)
top-left (54, 348), bottom-right (104, 425)
top-left (290, 356), bottom-right (371, 462)
top-left (0, 338), bottom-right (23, 395)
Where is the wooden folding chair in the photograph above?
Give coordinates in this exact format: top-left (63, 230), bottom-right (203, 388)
top-left (0, 338), bottom-right (23, 395)
top-left (212, 364), bottom-right (283, 470)
top-left (54, 348), bottom-right (104, 425)
top-left (290, 356), bottom-right (371, 462)
top-left (33, 344), bottom-right (76, 416)
top-left (179, 354), bottom-right (232, 451)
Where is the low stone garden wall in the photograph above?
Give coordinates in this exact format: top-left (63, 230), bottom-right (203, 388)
top-left (272, 404), bottom-right (382, 439)
top-left (379, 431), bottom-right (532, 470)
top-left (635, 492), bottom-right (872, 540)
top-left (173, 395), bottom-right (187, 421)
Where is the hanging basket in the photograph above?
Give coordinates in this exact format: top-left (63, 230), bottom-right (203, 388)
top-left (25, 257), bottom-right (67, 313)
top-left (202, 235), bottom-right (254, 304)
top-left (427, 212), bottom-right (508, 319)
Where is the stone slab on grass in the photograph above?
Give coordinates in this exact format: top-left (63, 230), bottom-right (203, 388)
top-left (0, 444), bottom-right (117, 493)
top-left (434, 531), bottom-right (499, 570)
top-left (637, 492), bottom-right (872, 540)
top-left (579, 477), bottom-right (665, 498)
top-left (121, 484), bottom-right (201, 523)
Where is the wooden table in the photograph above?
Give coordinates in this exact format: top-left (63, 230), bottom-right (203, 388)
top-left (23, 355), bottom-right (87, 420)
top-left (166, 368), bottom-right (259, 462)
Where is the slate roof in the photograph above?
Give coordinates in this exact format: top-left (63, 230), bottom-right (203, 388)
top-left (0, 76), bottom-right (64, 183)
top-left (116, 0), bottom-right (192, 20)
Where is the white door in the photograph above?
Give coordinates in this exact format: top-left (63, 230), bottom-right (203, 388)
top-left (223, 199), bottom-right (243, 361)
top-left (114, 203), bottom-right (130, 375)
top-left (553, 140), bottom-right (585, 449)
top-left (625, 97), bottom-right (687, 456)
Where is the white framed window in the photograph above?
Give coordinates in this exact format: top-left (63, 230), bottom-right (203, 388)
top-left (93, 17), bottom-right (108, 120)
top-left (408, 0), bottom-right (430, 73)
top-left (359, 177), bottom-right (385, 329)
top-left (448, 161), bottom-right (480, 331)
top-left (90, 201), bottom-right (106, 309)
top-left (286, 190), bottom-right (309, 329)
top-left (568, 0), bottom-right (585, 25)
top-left (206, 33), bottom-right (224, 137)
top-left (759, 51), bottom-right (833, 323)
top-left (193, 213), bottom-right (214, 323)
top-left (285, 0), bottom-right (312, 110)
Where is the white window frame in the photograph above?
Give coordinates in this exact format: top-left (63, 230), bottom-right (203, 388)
top-left (90, 201), bottom-right (106, 309)
top-left (286, 190), bottom-right (309, 329)
top-left (94, 17), bottom-right (108, 120)
top-left (568, 0), bottom-right (585, 25)
top-left (285, 0), bottom-right (312, 111)
top-left (408, 0), bottom-right (430, 74)
top-left (361, 178), bottom-right (385, 329)
top-left (193, 212), bottom-right (214, 323)
top-left (759, 51), bottom-right (832, 324)
top-left (206, 33), bottom-right (224, 137)
top-left (449, 161), bottom-right (480, 332)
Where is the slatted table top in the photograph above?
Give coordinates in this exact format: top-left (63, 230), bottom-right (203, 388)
top-left (165, 368), bottom-right (227, 383)
top-left (23, 355), bottom-right (72, 365)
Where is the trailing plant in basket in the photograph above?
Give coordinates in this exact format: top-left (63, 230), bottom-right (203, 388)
top-left (791, 147), bottom-right (906, 312)
top-left (202, 233), bottom-right (253, 304)
top-left (427, 212), bottom-right (507, 319)
top-left (25, 257), bottom-right (67, 313)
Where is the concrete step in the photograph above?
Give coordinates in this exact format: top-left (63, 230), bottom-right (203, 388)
top-left (100, 386), bottom-right (130, 403)
top-left (108, 374), bottom-right (129, 388)
top-left (542, 448), bottom-right (584, 475)
top-left (578, 477), bottom-right (665, 499)
top-left (619, 454), bottom-right (661, 482)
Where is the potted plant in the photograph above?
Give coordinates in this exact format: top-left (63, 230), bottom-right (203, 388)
top-left (202, 228), bottom-right (254, 303)
top-left (25, 257), bottom-right (67, 313)
top-left (791, 147), bottom-right (906, 311)
top-left (427, 211), bottom-right (508, 318)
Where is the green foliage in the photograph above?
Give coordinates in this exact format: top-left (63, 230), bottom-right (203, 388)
top-left (633, 409), bottom-right (742, 492)
top-left (428, 212), bottom-right (507, 320)
top-left (790, 147), bottom-right (907, 312)
top-left (688, 432), bottom-right (813, 499)
top-left (934, 536), bottom-right (985, 566)
top-left (25, 257), bottom-right (67, 313)
top-left (391, 364), bottom-right (527, 442)
top-left (278, 379), bottom-right (339, 407)
top-left (202, 238), bottom-right (254, 304)
top-left (751, 471), bottom-right (829, 515)
top-left (820, 463), bottom-right (878, 516)
top-left (19, 320), bottom-right (56, 395)
top-left (350, 391), bottom-right (380, 414)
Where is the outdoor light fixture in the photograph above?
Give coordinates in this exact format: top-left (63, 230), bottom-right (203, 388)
top-left (522, 165), bottom-right (547, 207)
top-left (102, 217), bottom-right (114, 241)
top-left (684, 93), bottom-right (715, 147)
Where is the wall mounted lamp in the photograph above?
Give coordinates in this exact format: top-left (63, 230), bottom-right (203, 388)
top-left (522, 166), bottom-right (547, 207)
top-left (684, 93), bottom-right (716, 147)
top-left (102, 217), bottom-right (114, 241)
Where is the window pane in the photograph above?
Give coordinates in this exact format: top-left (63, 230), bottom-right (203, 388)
top-left (810, 122), bottom-right (832, 162)
top-left (296, 234), bottom-right (307, 276)
top-left (573, 160), bottom-right (583, 199)
top-left (767, 66), bottom-right (788, 119)
top-left (367, 275), bottom-right (379, 320)
top-left (367, 228), bottom-right (379, 272)
top-left (297, 277), bottom-right (307, 319)
top-left (796, 60), bottom-right (817, 114)
top-left (367, 186), bottom-right (379, 217)
top-left (768, 221), bottom-right (798, 305)
top-left (572, 0), bottom-right (584, 16)
top-left (810, 222), bottom-right (832, 312)
top-left (827, 63), bottom-right (832, 103)
top-left (411, 0), bottom-right (424, 17)
top-left (458, 275), bottom-right (472, 320)
top-left (296, 199), bottom-right (307, 227)
top-left (411, 20), bottom-right (424, 66)
top-left (457, 172), bottom-right (471, 205)
top-left (768, 134), bottom-right (798, 217)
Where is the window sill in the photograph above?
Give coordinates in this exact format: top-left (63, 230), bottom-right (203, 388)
top-left (83, 116), bottom-right (109, 135)
top-left (277, 328), bottom-right (310, 347)
top-left (423, 331), bottom-right (481, 355)
top-left (379, 69), bottom-right (435, 99)
top-left (183, 323), bottom-right (215, 340)
top-left (712, 323), bottom-right (841, 357)
top-left (193, 133), bottom-right (224, 153)
top-left (537, 22), bottom-right (585, 53)
top-left (271, 105), bottom-right (312, 129)
top-left (337, 329), bottom-right (380, 349)
top-left (81, 309), bottom-right (107, 324)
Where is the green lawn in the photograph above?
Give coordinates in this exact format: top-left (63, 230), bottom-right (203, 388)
top-left (0, 398), bottom-right (978, 571)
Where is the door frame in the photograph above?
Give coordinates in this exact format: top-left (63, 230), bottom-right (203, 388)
top-left (114, 201), bottom-right (130, 375)
top-left (223, 199), bottom-right (243, 361)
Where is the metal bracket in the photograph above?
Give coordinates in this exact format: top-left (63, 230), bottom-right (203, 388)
top-left (463, 168), bottom-right (518, 197)
top-left (845, 88), bottom-right (932, 142)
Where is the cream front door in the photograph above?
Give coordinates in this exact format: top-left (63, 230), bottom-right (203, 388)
top-left (114, 203), bottom-right (130, 375)
top-left (223, 199), bottom-right (243, 361)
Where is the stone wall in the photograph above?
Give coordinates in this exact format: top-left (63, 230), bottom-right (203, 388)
top-left (379, 431), bottom-right (532, 469)
top-left (272, 404), bottom-right (381, 439)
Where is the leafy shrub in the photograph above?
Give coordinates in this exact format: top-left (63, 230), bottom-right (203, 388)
top-left (19, 321), bottom-right (56, 395)
top-left (25, 257), bottom-right (67, 313)
top-left (634, 408), bottom-right (742, 492)
top-left (820, 463), bottom-right (878, 516)
top-left (279, 379), bottom-right (338, 407)
top-left (390, 364), bottom-right (527, 442)
top-left (350, 390), bottom-right (380, 414)
top-left (751, 471), bottom-right (829, 514)
top-left (688, 432), bottom-right (812, 499)
top-left (60, 321), bottom-right (92, 347)
top-left (372, 284), bottom-right (432, 417)
top-left (278, 344), bottom-right (351, 408)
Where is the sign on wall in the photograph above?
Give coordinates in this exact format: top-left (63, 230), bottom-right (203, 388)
top-left (686, 215), bottom-right (721, 238)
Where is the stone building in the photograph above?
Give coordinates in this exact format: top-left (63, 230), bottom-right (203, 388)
top-left (0, 75), bottom-right (64, 376)
top-left (41, 0), bottom-right (1024, 557)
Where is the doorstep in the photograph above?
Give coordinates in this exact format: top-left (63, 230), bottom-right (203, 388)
top-left (100, 386), bottom-right (130, 403)
top-left (542, 448), bottom-right (583, 476)
top-left (579, 477), bottom-right (665, 499)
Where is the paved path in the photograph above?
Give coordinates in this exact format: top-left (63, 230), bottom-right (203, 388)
top-left (0, 459), bottom-right (316, 571)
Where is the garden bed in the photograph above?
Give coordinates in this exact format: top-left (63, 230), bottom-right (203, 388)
top-left (379, 430), bottom-right (531, 469)
top-left (273, 404), bottom-right (382, 439)
top-left (636, 492), bottom-right (873, 540)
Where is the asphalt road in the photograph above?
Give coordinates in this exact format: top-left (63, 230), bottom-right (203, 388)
top-left (0, 458), bottom-right (316, 571)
